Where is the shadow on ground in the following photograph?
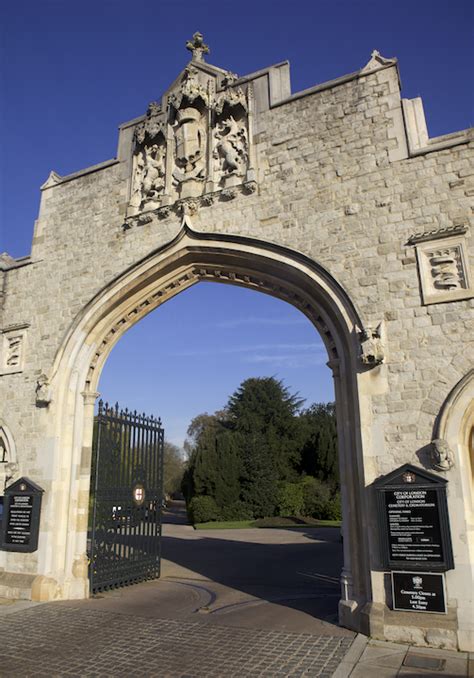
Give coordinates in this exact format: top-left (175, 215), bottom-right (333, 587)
top-left (57, 500), bottom-right (350, 637)
top-left (157, 500), bottom-right (348, 634)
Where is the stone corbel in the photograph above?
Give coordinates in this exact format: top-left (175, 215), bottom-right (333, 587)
top-left (35, 373), bottom-right (52, 407)
top-left (357, 322), bottom-right (385, 367)
top-left (430, 438), bottom-right (455, 472)
top-left (326, 358), bottom-right (341, 378)
top-left (177, 198), bottom-right (200, 216)
top-left (81, 391), bottom-right (100, 407)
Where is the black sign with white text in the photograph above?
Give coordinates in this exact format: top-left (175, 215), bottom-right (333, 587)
top-left (4, 494), bottom-right (34, 546)
top-left (374, 464), bottom-right (454, 572)
top-left (0, 477), bottom-right (44, 553)
top-left (385, 488), bottom-right (443, 565)
top-left (392, 571), bottom-right (447, 614)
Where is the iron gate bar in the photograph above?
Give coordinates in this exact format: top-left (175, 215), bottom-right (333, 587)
top-left (88, 400), bottom-right (164, 593)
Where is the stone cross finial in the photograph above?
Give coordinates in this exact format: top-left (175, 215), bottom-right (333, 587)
top-left (186, 32), bottom-right (209, 62)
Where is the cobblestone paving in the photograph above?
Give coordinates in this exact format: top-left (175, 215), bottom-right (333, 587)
top-left (0, 604), bottom-right (353, 677)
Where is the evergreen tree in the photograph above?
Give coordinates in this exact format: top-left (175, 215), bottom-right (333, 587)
top-left (182, 413), bottom-right (223, 502)
top-left (226, 377), bottom-right (304, 480)
top-left (182, 379), bottom-right (339, 522)
top-left (213, 431), bottom-right (242, 508)
top-left (182, 411), bottom-right (242, 512)
top-left (192, 424), bottom-right (219, 497)
top-left (299, 402), bottom-right (339, 488)
top-left (238, 430), bottom-right (278, 518)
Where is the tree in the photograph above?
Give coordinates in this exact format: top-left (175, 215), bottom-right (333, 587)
top-left (182, 412), bottom-right (225, 501)
top-left (298, 403), bottom-right (339, 488)
top-left (182, 379), bottom-right (338, 522)
top-left (213, 431), bottom-right (242, 508)
top-left (163, 441), bottom-right (184, 496)
top-left (238, 430), bottom-right (278, 518)
top-left (226, 377), bottom-right (304, 480)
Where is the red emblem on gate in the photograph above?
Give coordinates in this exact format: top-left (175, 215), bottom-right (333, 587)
top-left (132, 483), bottom-right (146, 506)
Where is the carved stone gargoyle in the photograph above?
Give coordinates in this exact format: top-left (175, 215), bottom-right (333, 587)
top-left (358, 322), bottom-right (384, 367)
top-left (35, 373), bottom-right (52, 407)
top-left (430, 438), bottom-right (455, 472)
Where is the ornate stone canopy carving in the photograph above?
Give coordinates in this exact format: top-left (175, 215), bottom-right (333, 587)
top-left (127, 33), bottom-right (256, 220)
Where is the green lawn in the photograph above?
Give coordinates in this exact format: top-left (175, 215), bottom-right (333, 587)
top-left (194, 516), bottom-right (341, 530)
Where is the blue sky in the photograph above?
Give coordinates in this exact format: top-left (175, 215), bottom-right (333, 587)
top-left (1, 1), bottom-right (473, 448)
top-left (100, 283), bottom-right (332, 447)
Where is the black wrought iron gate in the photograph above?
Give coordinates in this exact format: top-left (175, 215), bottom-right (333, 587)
top-left (88, 400), bottom-right (164, 593)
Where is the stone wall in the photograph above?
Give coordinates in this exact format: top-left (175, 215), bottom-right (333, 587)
top-left (0, 49), bottom-right (473, 649)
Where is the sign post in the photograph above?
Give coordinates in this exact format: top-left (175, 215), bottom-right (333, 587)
top-left (0, 477), bottom-right (44, 553)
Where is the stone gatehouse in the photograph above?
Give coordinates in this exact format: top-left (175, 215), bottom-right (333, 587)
top-left (0, 34), bottom-right (473, 650)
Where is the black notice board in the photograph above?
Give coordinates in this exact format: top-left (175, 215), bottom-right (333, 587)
top-left (0, 477), bottom-right (44, 553)
top-left (392, 571), bottom-right (447, 614)
top-left (374, 464), bottom-right (454, 572)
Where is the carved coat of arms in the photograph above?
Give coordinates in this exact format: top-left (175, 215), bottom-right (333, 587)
top-left (127, 32), bottom-right (256, 219)
top-left (174, 107), bottom-right (206, 178)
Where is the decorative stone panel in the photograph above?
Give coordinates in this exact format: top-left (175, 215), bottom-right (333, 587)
top-left (409, 227), bottom-right (473, 305)
top-left (1, 324), bottom-right (28, 375)
top-left (127, 32), bottom-right (256, 223)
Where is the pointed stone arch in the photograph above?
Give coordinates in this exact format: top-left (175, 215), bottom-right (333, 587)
top-left (432, 369), bottom-right (474, 649)
top-left (0, 423), bottom-right (18, 492)
top-left (35, 223), bottom-right (380, 633)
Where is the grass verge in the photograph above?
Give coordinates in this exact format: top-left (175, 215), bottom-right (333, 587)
top-left (194, 516), bottom-right (341, 530)
top-left (194, 520), bottom-right (255, 530)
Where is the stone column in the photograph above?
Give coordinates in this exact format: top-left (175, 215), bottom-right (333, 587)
top-left (66, 390), bottom-right (100, 598)
top-left (327, 358), bottom-right (354, 603)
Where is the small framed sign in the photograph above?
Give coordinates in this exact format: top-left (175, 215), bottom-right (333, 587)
top-left (391, 571), bottom-right (447, 614)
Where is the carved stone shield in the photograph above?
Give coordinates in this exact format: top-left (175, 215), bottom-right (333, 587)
top-left (175, 107), bottom-right (204, 172)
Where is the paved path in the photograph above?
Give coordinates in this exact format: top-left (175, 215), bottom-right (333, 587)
top-left (158, 501), bottom-right (348, 635)
top-left (333, 635), bottom-right (473, 677)
top-left (0, 503), bottom-right (471, 676)
top-left (0, 604), bottom-right (352, 677)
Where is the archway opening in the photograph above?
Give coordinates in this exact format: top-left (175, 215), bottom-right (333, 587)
top-left (91, 280), bottom-right (343, 632)
top-left (49, 228), bottom-right (370, 634)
